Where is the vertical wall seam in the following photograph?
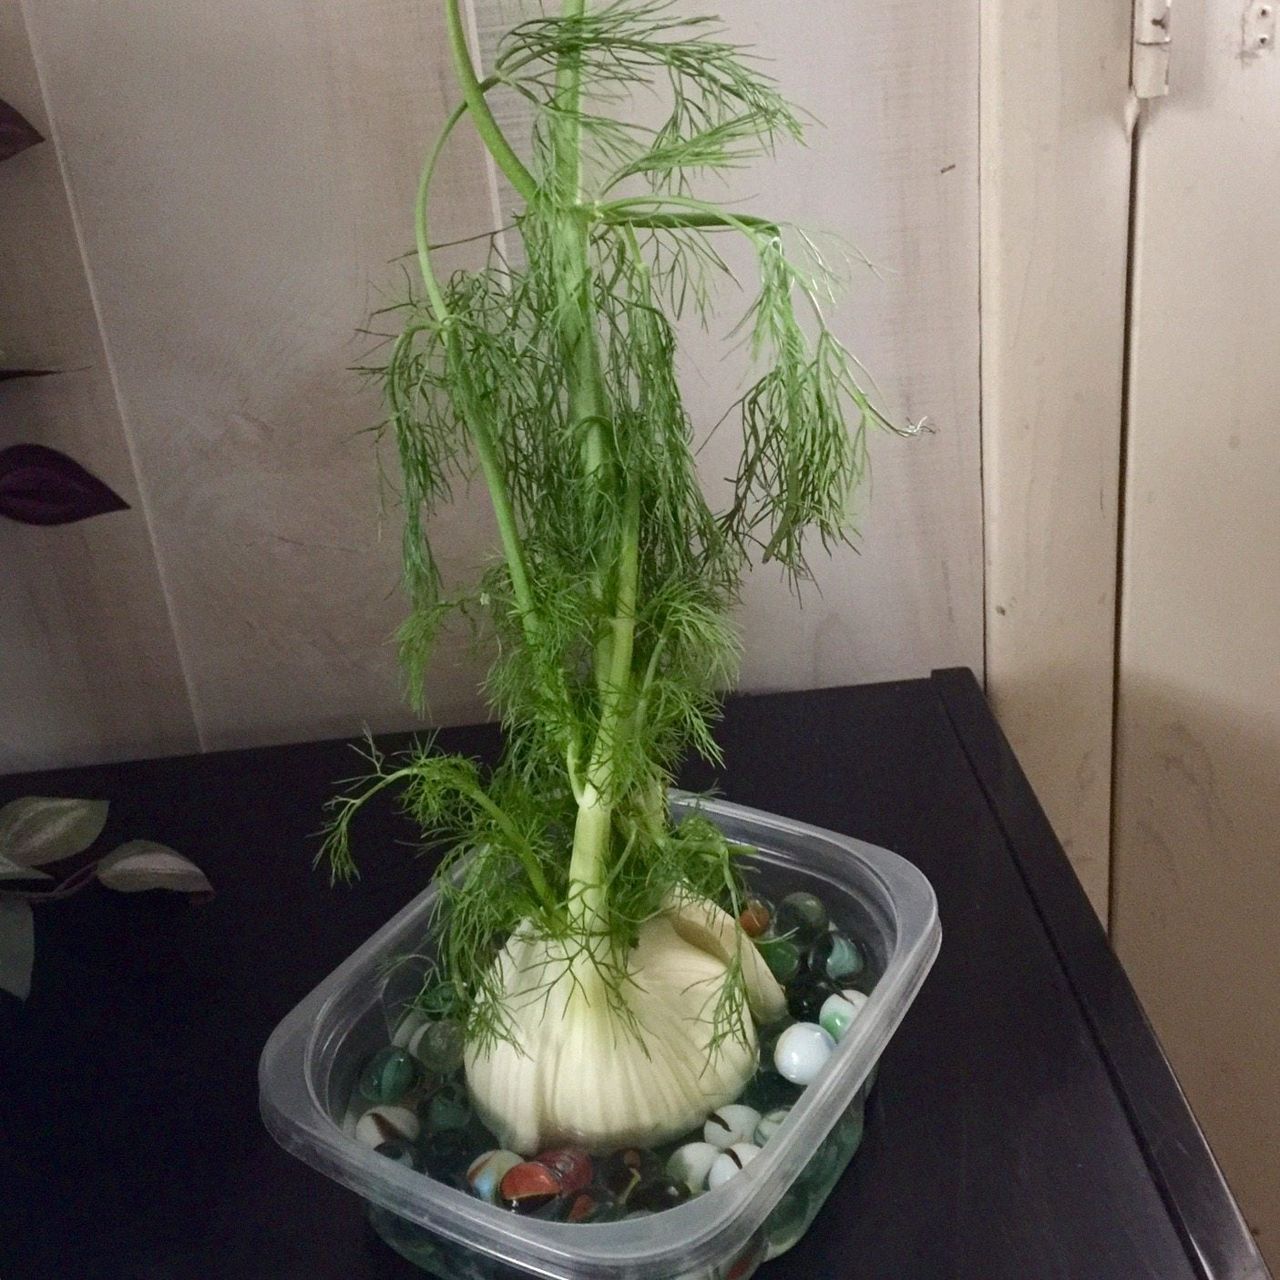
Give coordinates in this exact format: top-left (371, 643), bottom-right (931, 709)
top-left (17, 0), bottom-right (208, 752)
top-left (976, 0), bottom-right (990, 694)
top-left (1107, 97), bottom-right (1146, 939)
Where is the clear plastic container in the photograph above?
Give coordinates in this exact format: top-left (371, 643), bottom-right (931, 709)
top-left (259, 795), bottom-right (940, 1280)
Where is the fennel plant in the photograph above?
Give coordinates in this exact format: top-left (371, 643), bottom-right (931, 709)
top-left (324, 0), bottom-right (909, 1152)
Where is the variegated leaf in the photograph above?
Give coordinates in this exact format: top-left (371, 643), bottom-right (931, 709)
top-left (96, 841), bottom-right (213, 897)
top-left (0, 796), bottom-right (109, 867)
top-left (0, 898), bottom-right (35, 1001)
top-left (0, 852), bottom-right (53, 882)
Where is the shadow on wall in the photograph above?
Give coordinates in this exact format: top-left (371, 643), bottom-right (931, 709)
top-left (1112, 674), bottom-right (1280, 1265)
top-left (988, 656), bottom-right (1113, 918)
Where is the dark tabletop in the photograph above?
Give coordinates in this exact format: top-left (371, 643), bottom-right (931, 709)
top-left (0, 671), bottom-right (1268, 1280)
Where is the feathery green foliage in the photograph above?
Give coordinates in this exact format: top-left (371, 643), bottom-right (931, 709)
top-left (323, 0), bottom-right (913, 1052)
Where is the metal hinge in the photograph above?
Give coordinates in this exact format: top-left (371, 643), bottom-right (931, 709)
top-left (1243, 0), bottom-right (1277, 56)
top-left (1133, 0), bottom-right (1173, 98)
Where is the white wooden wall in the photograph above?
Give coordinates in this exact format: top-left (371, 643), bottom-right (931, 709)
top-left (3, 0), bottom-right (980, 770)
top-left (1, 2), bottom-right (197, 771)
top-left (1113, 1), bottom-right (1280, 1257)
top-left (979, 0), bottom-right (1134, 920)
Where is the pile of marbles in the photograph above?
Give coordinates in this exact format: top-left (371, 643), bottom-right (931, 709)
top-left (347, 890), bottom-right (875, 1222)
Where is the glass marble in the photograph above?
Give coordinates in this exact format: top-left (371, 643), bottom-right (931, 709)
top-left (375, 1138), bottom-right (425, 1171)
top-left (667, 1141), bottom-right (720, 1194)
top-left (753, 1107), bottom-right (790, 1145)
top-left (499, 1161), bottom-right (562, 1214)
top-left (628, 1175), bottom-right (690, 1213)
top-left (707, 1142), bottom-right (761, 1190)
top-left (358, 1047), bottom-right (419, 1104)
top-left (466, 1149), bottom-right (522, 1204)
top-left (534, 1148), bottom-right (593, 1196)
top-left (819, 990), bottom-right (868, 1042)
top-left (807, 931), bottom-right (865, 984)
top-left (704, 1104), bottom-right (761, 1149)
top-left (425, 1083), bottom-right (472, 1134)
top-left (355, 1104), bottom-right (421, 1148)
top-left (410, 1019), bottom-right (466, 1075)
top-left (756, 936), bottom-right (801, 984)
top-left (772, 1022), bottom-right (836, 1086)
top-left (738, 896), bottom-right (772, 938)
top-left (774, 892), bottom-right (828, 946)
top-left (786, 976), bottom-right (836, 1023)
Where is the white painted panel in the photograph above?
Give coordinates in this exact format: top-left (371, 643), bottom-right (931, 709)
top-left (1114, 0), bottom-right (1280, 1260)
top-left (706, 0), bottom-right (982, 696)
top-left (18, 0), bottom-right (502, 748)
top-left (19, 0), bottom-right (980, 755)
top-left (979, 0), bottom-right (1134, 918)
top-left (0, 2), bottom-right (196, 771)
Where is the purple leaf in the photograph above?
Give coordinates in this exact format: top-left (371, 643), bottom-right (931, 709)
top-left (0, 444), bottom-right (129, 526)
top-left (0, 369), bottom-right (57, 383)
top-left (0, 99), bottom-right (43, 164)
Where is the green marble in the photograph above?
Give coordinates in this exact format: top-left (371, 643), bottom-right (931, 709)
top-left (774, 892), bottom-right (828, 946)
top-left (425, 1082), bottom-right (472, 1134)
top-left (818, 991), bottom-right (867, 1042)
top-left (757, 936), bottom-right (801, 983)
top-left (357, 1047), bottom-right (419, 1104)
top-left (411, 1019), bottom-right (466, 1074)
top-left (808, 931), bottom-right (865, 983)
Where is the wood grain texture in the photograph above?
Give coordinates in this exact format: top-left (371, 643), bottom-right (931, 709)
top-left (1113, 3), bottom-right (1280, 1262)
top-left (979, 0), bottom-right (1134, 920)
top-left (0, 2), bottom-right (197, 772)
top-left (16, 0), bottom-right (980, 758)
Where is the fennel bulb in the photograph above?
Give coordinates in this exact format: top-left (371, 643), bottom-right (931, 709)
top-left (467, 899), bottom-right (785, 1154)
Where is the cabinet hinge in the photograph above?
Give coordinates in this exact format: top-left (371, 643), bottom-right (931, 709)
top-left (1133, 0), bottom-right (1173, 98)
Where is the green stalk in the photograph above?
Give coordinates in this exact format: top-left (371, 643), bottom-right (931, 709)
top-left (412, 91), bottom-right (541, 652)
top-left (568, 484), bottom-right (641, 929)
top-left (596, 194), bottom-right (779, 237)
top-left (551, 0), bottom-right (587, 203)
top-left (550, 0), bottom-right (609, 484)
top-left (539, 0), bottom-right (633, 929)
top-left (443, 0), bottom-right (538, 205)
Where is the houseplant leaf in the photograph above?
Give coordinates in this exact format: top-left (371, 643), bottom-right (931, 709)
top-left (0, 853), bottom-right (53, 882)
top-left (0, 899), bottom-right (35, 1001)
top-left (96, 841), bottom-right (213, 897)
top-left (0, 796), bottom-right (109, 867)
top-left (0, 444), bottom-right (129, 525)
top-left (0, 98), bottom-right (42, 164)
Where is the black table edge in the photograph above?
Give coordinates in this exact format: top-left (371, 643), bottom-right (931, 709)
top-left (931, 667), bottom-right (1271, 1280)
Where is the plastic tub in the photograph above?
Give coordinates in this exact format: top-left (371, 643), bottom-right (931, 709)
top-left (259, 794), bottom-right (940, 1280)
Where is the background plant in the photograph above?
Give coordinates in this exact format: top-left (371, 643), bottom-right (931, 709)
top-left (326, 0), bottom-right (914, 1050)
top-left (3, 95), bottom-right (131, 526)
top-left (0, 797), bottom-right (212, 1002)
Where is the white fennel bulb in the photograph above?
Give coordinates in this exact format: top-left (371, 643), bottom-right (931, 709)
top-left (465, 900), bottom-right (785, 1154)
